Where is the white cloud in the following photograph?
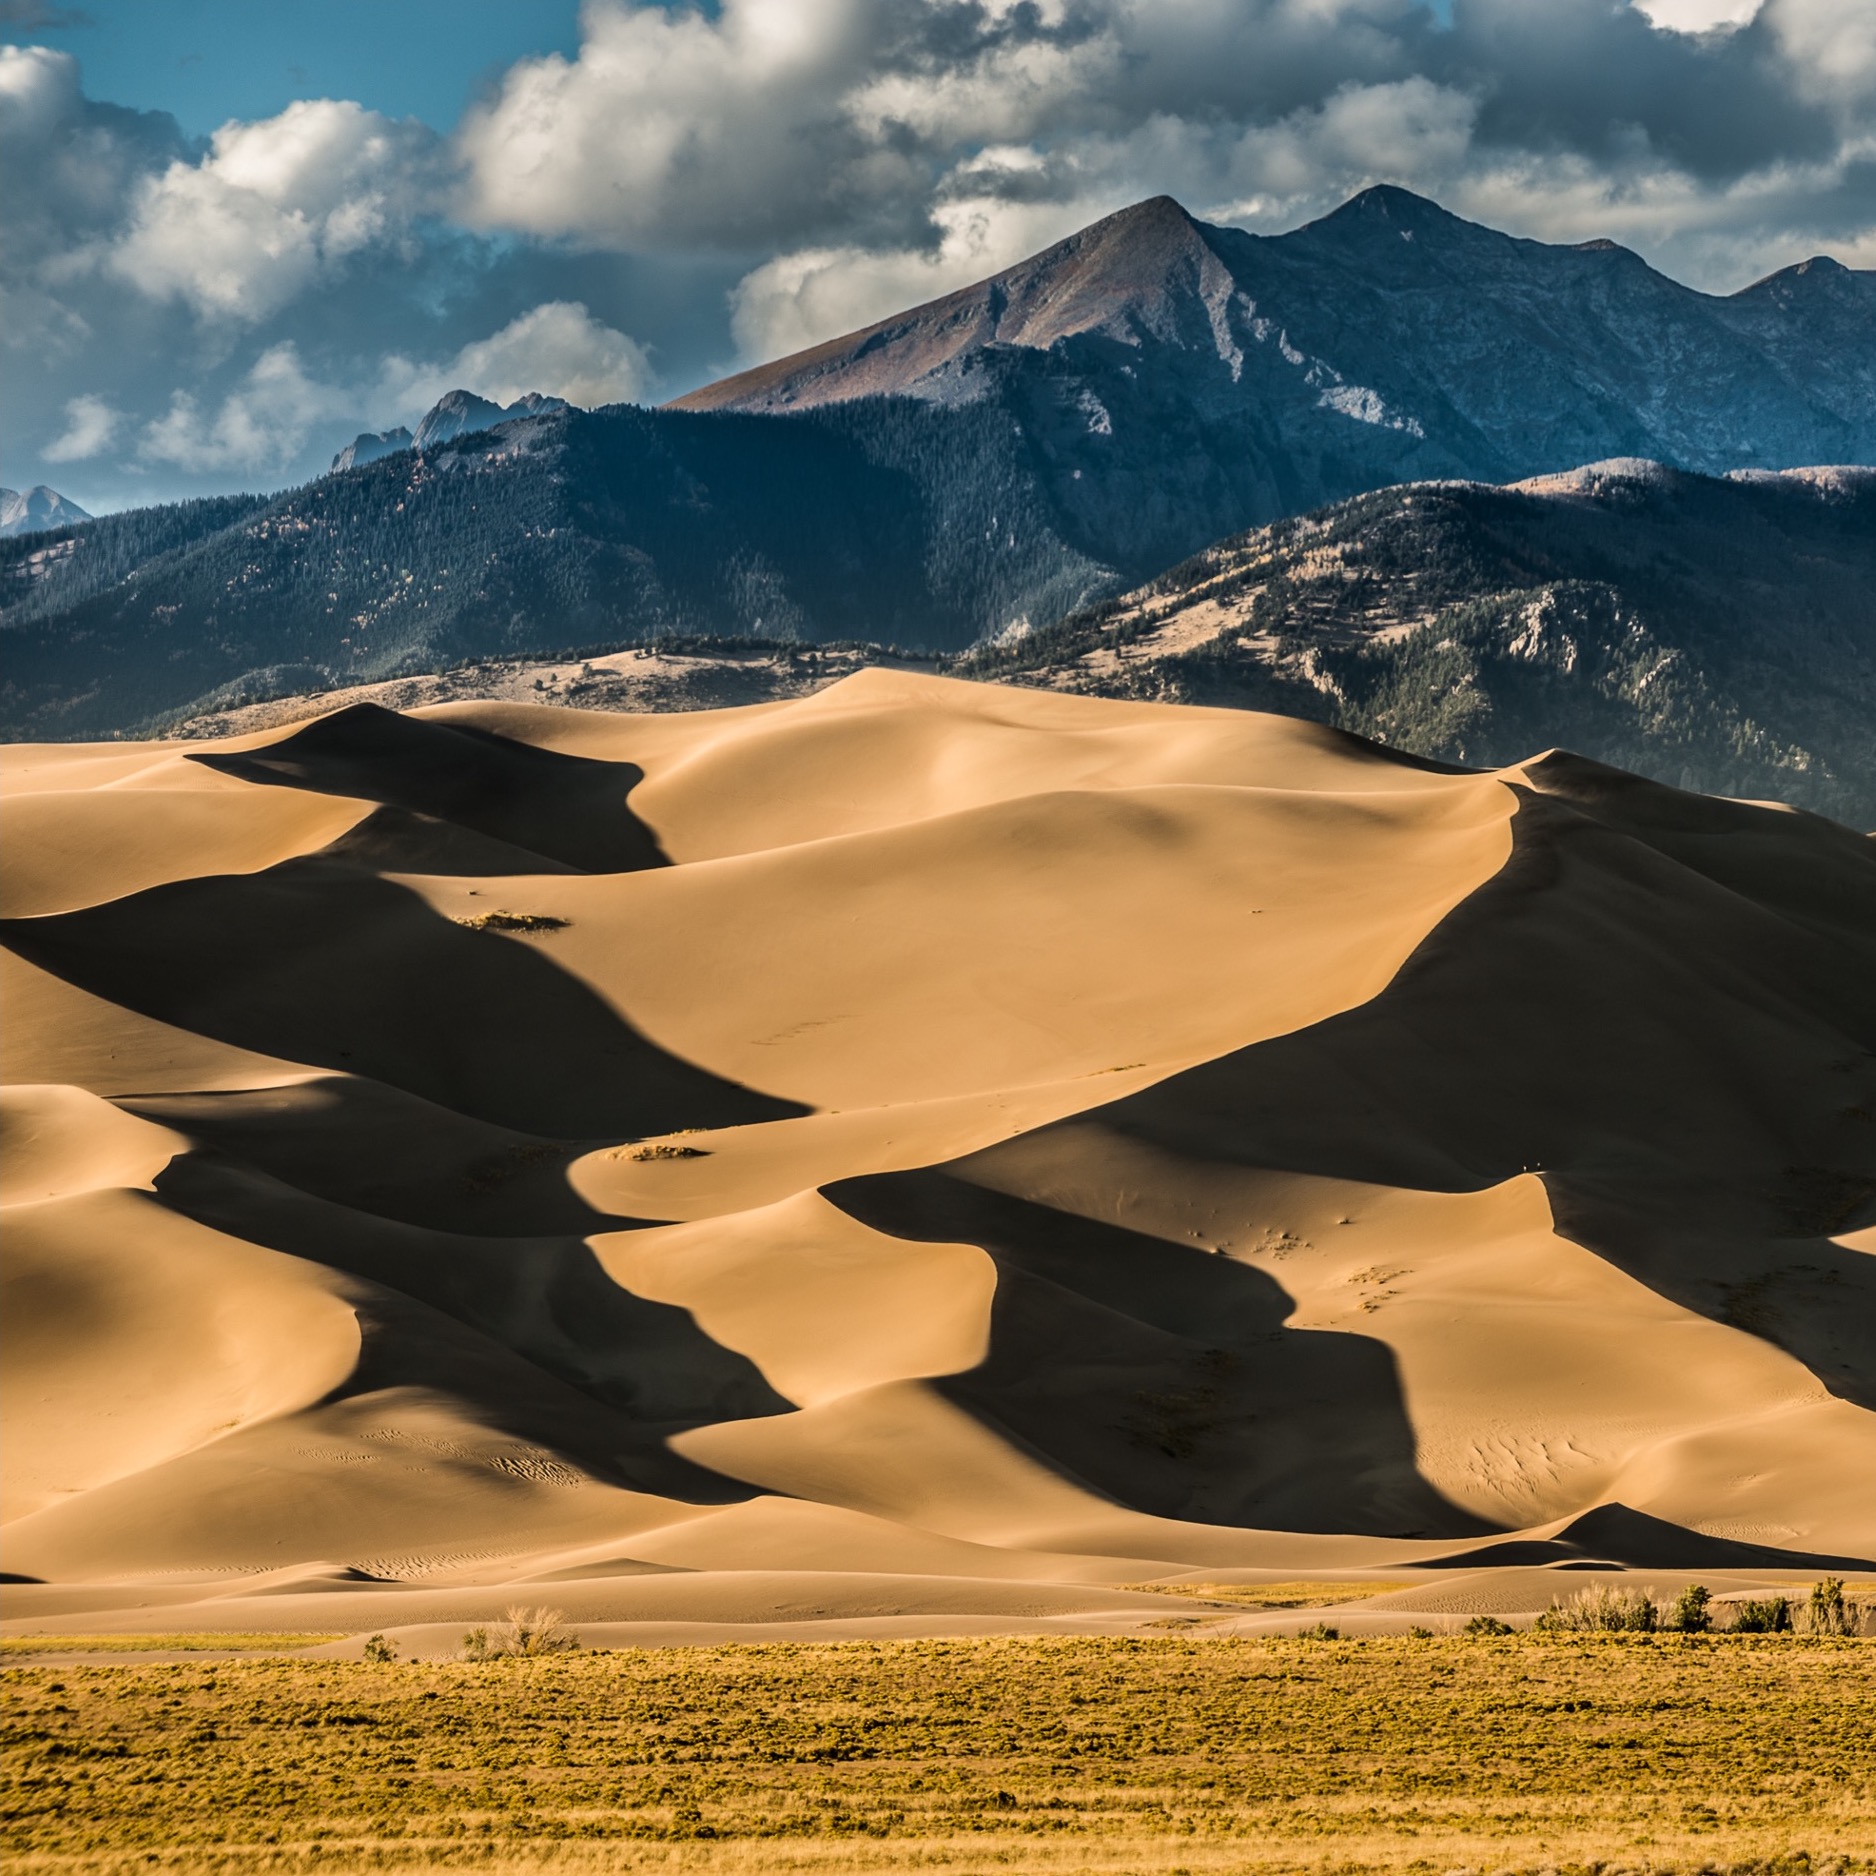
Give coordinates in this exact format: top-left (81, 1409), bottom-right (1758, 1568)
top-left (449, 301), bottom-right (652, 409)
top-left (0, 40), bottom-right (75, 137)
top-left (1762, 0), bottom-right (1876, 102)
top-left (43, 393), bottom-right (119, 462)
top-left (730, 188), bottom-right (1113, 361)
top-left (456, 0), bottom-right (899, 251)
top-left (1632, 0), bottom-right (1763, 33)
top-left (8, 0), bottom-right (1876, 502)
top-left (108, 98), bottom-right (438, 322)
top-left (379, 300), bottom-right (656, 413)
top-left (1212, 76), bottom-right (1478, 207)
top-left (141, 342), bottom-right (332, 471)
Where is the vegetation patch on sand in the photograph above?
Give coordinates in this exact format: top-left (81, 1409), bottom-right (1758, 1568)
top-left (1128, 1578), bottom-right (1421, 1609)
top-left (5, 1634), bottom-right (1873, 1875)
top-left (0, 1634), bottom-right (343, 1656)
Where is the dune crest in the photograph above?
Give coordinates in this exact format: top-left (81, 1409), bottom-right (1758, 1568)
top-left (3, 672), bottom-right (1872, 1620)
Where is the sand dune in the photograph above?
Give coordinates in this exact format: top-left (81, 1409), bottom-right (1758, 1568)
top-left (3, 670), bottom-right (1872, 1632)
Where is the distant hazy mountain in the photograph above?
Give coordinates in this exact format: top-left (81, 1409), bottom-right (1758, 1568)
top-left (330, 389), bottom-right (570, 473)
top-left (329, 426), bottom-right (412, 474)
top-left (0, 485), bottom-right (91, 538)
top-left (965, 459), bottom-right (1876, 827)
top-left (2, 190), bottom-right (1870, 740)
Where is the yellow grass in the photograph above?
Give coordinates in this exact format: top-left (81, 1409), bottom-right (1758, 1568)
top-left (5, 1634), bottom-right (1874, 1876)
top-left (0, 1634), bottom-right (343, 1655)
top-left (1124, 1579), bottom-right (1421, 1608)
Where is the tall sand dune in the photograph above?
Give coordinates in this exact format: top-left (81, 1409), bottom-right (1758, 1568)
top-left (3, 672), bottom-right (1872, 1626)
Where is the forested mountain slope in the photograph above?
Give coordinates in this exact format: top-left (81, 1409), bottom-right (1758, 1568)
top-left (152, 462), bottom-right (1876, 831)
top-left (3, 189), bottom-right (1870, 743)
top-left (967, 461), bottom-right (1876, 827)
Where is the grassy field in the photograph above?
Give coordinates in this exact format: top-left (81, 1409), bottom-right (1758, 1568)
top-left (0, 1635), bottom-right (345, 1656)
top-left (5, 1634), bottom-right (1873, 1876)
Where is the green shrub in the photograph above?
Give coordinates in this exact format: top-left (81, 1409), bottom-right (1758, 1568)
top-left (1297, 1622), bottom-right (1340, 1641)
top-left (1664, 1584), bottom-right (1711, 1633)
top-left (1796, 1578), bottom-right (1856, 1638)
top-left (1727, 1596), bottom-right (1791, 1634)
top-left (361, 1634), bottom-right (398, 1663)
top-left (1463, 1615), bottom-right (1514, 1636)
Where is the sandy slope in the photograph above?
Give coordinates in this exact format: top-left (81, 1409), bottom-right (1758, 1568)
top-left (2, 670), bottom-right (1872, 1636)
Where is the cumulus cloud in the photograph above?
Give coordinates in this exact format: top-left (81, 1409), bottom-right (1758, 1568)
top-left (1634, 0), bottom-right (1764, 32)
top-left (731, 186), bottom-right (1113, 359)
top-left (107, 98), bottom-right (439, 321)
top-left (141, 342), bottom-right (332, 472)
top-left (43, 392), bottom-right (118, 461)
top-left (5, 0), bottom-right (1873, 501)
top-left (1762, 0), bottom-right (1876, 103)
top-left (381, 300), bottom-right (656, 414)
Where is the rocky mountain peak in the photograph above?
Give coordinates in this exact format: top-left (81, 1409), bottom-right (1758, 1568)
top-left (333, 390), bottom-right (572, 472)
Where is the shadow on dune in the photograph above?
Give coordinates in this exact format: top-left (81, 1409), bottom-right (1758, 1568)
top-left (830, 1169), bottom-right (1497, 1539)
top-left (123, 1077), bottom-right (635, 1236)
top-left (190, 704), bottom-right (668, 873)
top-left (1065, 765), bottom-right (1876, 1413)
top-left (1413, 1502), bottom-right (1874, 1572)
top-left (0, 863), bottom-right (805, 1140)
top-left (149, 1148), bottom-right (793, 1497)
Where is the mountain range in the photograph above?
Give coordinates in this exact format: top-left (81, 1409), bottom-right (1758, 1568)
top-left (1, 186), bottom-right (1871, 777)
top-left (331, 390), bottom-right (570, 473)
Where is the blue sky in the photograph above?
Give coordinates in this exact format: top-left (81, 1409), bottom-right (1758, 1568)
top-left (5, 0), bottom-right (584, 136)
top-left (5, 0), bottom-right (1869, 513)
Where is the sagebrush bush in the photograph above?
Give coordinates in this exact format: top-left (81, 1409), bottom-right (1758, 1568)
top-left (1797, 1578), bottom-right (1857, 1637)
top-left (461, 1605), bottom-right (579, 1660)
top-left (1535, 1586), bottom-right (1658, 1633)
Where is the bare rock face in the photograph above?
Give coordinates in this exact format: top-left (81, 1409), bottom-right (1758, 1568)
top-left (330, 427), bottom-right (413, 474)
top-left (412, 389), bottom-right (569, 451)
top-left (330, 392), bottom-right (572, 472)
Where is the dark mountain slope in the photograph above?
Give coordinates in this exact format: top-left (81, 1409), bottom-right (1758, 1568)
top-left (3, 189), bottom-right (1870, 741)
top-left (680, 188), bottom-right (1874, 487)
top-left (0, 400), bottom-right (1107, 739)
top-left (153, 460), bottom-right (1876, 830)
top-left (966, 460), bottom-right (1876, 826)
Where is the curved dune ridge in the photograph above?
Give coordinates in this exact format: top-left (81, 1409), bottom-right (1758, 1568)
top-left (2, 670), bottom-right (1874, 1638)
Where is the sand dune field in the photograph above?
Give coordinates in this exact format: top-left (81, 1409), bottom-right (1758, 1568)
top-left (3, 670), bottom-right (1873, 1643)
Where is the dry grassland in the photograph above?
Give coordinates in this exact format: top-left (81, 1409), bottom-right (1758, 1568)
top-left (5, 1635), bottom-right (1874, 1876)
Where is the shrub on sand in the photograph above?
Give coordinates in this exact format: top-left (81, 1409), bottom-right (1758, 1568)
top-left (1727, 1595), bottom-right (1792, 1634)
top-left (1296, 1621), bottom-right (1340, 1641)
top-left (1535, 1587), bottom-right (1658, 1633)
top-left (462, 1606), bottom-right (579, 1660)
top-left (1462, 1614), bottom-right (1515, 1636)
top-left (361, 1633), bottom-right (398, 1663)
top-left (1796, 1578), bottom-right (1856, 1638)
top-left (1664, 1584), bottom-right (1711, 1633)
